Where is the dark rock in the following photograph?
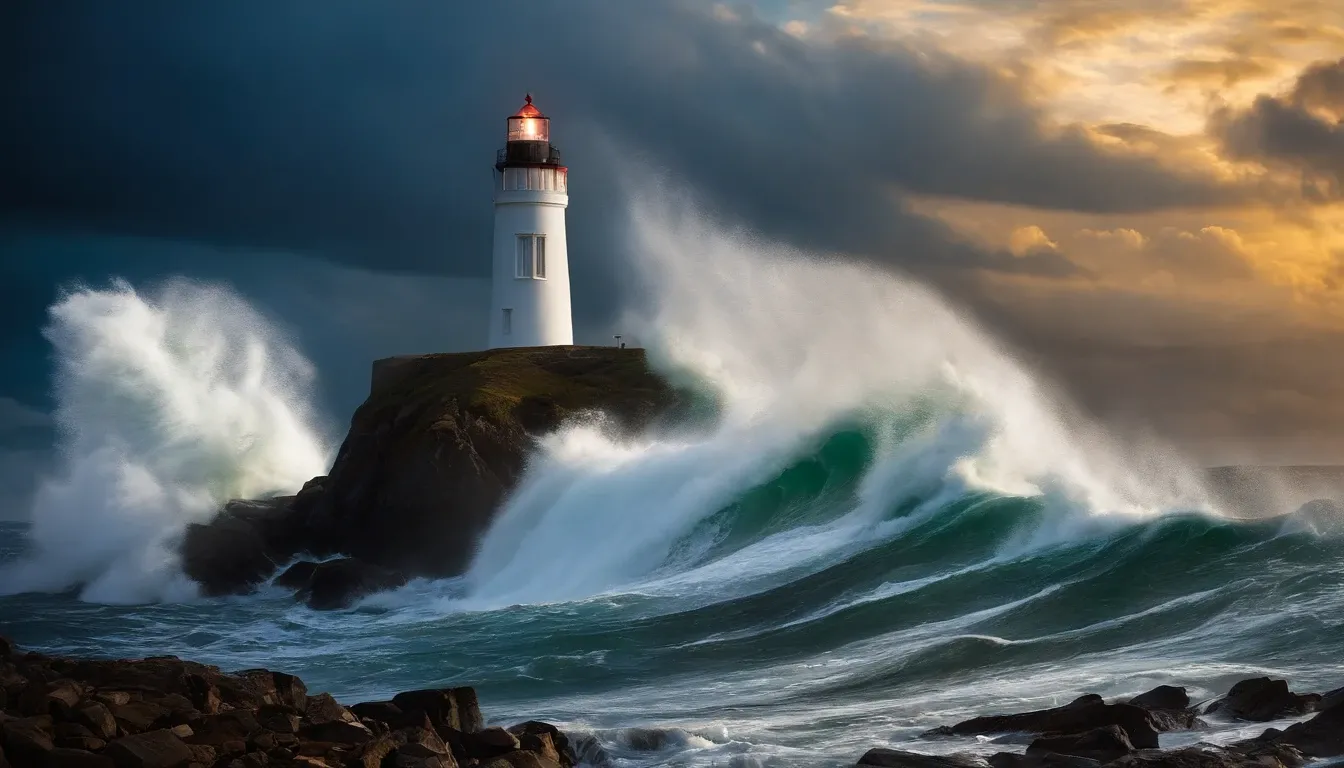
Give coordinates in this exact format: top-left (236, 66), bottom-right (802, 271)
top-left (55, 735), bottom-right (108, 752)
top-left (273, 561), bottom-right (319, 590)
top-left (45, 747), bottom-right (117, 768)
top-left (1206, 678), bottom-right (1319, 722)
top-left (104, 729), bottom-right (193, 768)
top-left (462, 727), bottom-right (521, 759)
top-left (3, 716), bottom-right (56, 765)
top-left (113, 701), bottom-right (167, 734)
top-left (182, 674), bottom-right (221, 716)
top-left (1270, 695), bottom-right (1344, 756)
top-left (350, 701), bottom-right (408, 725)
top-left (857, 748), bottom-right (986, 768)
top-left (480, 751), bottom-right (560, 768)
top-left (294, 558), bottom-right (408, 610)
top-left (0, 637), bottom-right (15, 659)
top-left (932, 702), bottom-right (1167, 748)
top-left (1107, 744), bottom-right (1304, 768)
top-left (507, 721), bottom-right (574, 767)
top-left (256, 705), bottom-right (299, 734)
top-left (299, 719), bottom-right (374, 744)
top-left (1027, 725), bottom-right (1136, 762)
top-left (180, 497), bottom-right (308, 596)
top-left (304, 693), bottom-right (354, 725)
top-left (989, 753), bottom-right (1100, 768)
top-left (185, 744), bottom-right (216, 766)
top-left (72, 700), bottom-right (119, 739)
top-left (392, 689), bottom-right (483, 734)
top-left (1129, 686), bottom-right (1191, 712)
top-left (318, 348), bottom-right (682, 579)
top-left (392, 725), bottom-right (451, 757)
top-left (185, 711), bottom-right (260, 746)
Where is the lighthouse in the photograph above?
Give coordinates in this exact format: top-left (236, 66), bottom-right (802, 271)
top-left (488, 94), bottom-right (574, 349)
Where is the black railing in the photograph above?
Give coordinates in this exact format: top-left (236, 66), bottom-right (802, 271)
top-left (496, 142), bottom-right (563, 168)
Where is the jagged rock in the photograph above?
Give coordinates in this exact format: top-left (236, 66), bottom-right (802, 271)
top-left (857, 748), bottom-right (986, 768)
top-left (3, 716), bottom-right (55, 765)
top-left (350, 701), bottom-right (410, 727)
top-left (180, 497), bottom-right (308, 596)
top-left (103, 729), bottom-right (193, 768)
top-left (72, 700), bottom-right (119, 739)
top-left (305, 693), bottom-right (355, 725)
top-left (294, 558), bottom-right (408, 610)
top-left (256, 705), bottom-right (300, 734)
top-left (299, 719), bottom-right (374, 744)
top-left (462, 727), bottom-right (521, 759)
top-left (507, 721), bottom-right (574, 767)
top-left (480, 751), bottom-right (561, 768)
top-left (113, 701), bottom-right (167, 734)
top-left (989, 753), bottom-right (1100, 768)
top-left (274, 561), bottom-right (320, 590)
top-left (20, 678), bottom-right (83, 716)
top-left (1107, 744), bottom-right (1304, 768)
top-left (45, 747), bottom-right (116, 768)
top-left (392, 688), bottom-right (483, 734)
top-left (1129, 686), bottom-right (1190, 711)
top-left (186, 710), bottom-right (261, 746)
top-left (1268, 695), bottom-right (1344, 756)
top-left (1027, 725), bottom-right (1136, 762)
top-left (1206, 678), bottom-right (1319, 722)
top-left (927, 700), bottom-right (1168, 748)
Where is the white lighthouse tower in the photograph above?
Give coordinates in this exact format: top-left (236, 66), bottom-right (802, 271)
top-left (488, 94), bottom-right (573, 349)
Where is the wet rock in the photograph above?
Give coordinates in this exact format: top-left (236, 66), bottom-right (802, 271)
top-left (1027, 725), bottom-right (1136, 763)
top-left (929, 701), bottom-right (1166, 748)
top-left (181, 497), bottom-right (307, 596)
top-left (392, 688), bottom-right (483, 734)
top-left (300, 719), bottom-right (374, 745)
top-left (104, 729), bottom-right (193, 768)
top-left (1129, 686), bottom-right (1191, 712)
top-left (186, 710), bottom-right (261, 746)
top-left (988, 753), bottom-right (1100, 768)
top-left (462, 726), bottom-right (521, 759)
top-left (294, 558), bottom-right (409, 610)
top-left (480, 751), bottom-right (560, 768)
top-left (350, 701), bottom-right (409, 726)
top-left (507, 721), bottom-right (575, 767)
top-left (1268, 695), bottom-right (1344, 756)
top-left (256, 705), bottom-right (300, 734)
top-left (1206, 678), bottom-right (1319, 722)
top-left (1107, 744), bottom-right (1304, 768)
top-left (857, 748), bottom-right (986, 768)
top-left (274, 561), bottom-right (320, 590)
top-left (304, 693), bottom-right (355, 725)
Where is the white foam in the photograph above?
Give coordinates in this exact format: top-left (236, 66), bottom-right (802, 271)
top-left (463, 188), bottom-right (1218, 608)
top-left (0, 278), bottom-right (330, 603)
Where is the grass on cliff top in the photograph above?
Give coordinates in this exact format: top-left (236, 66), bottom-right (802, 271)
top-left (362, 346), bottom-right (674, 427)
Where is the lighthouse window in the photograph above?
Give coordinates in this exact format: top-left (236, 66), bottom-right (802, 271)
top-left (515, 234), bottom-right (547, 279)
top-left (502, 308), bottom-right (512, 335)
top-left (513, 238), bottom-right (545, 282)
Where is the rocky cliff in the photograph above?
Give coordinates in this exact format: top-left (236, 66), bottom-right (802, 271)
top-left (182, 346), bottom-right (684, 606)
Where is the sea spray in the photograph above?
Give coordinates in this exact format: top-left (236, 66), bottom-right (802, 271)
top-left (465, 190), bottom-right (1218, 606)
top-left (0, 278), bottom-right (329, 603)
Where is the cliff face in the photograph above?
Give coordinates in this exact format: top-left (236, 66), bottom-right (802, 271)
top-left (183, 346), bottom-right (681, 603)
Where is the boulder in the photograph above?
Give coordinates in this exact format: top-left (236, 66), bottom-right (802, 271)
top-left (989, 754), bottom-right (1100, 768)
top-left (929, 701), bottom-right (1167, 748)
top-left (294, 558), bottom-right (408, 610)
top-left (112, 701), bottom-right (167, 734)
top-left (103, 729), bottom-right (193, 768)
top-left (274, 561), bottom-right (320, 590)
top-left (44, 748), bottom-right (116, 768)
top-left (1269, 695), bottom-right (1344, 756)
top-left (1027, 725), bottom-right (1136, 763)
top-left (1206, 678), bottom-right (1319, 722)
top-left (2, 716), bottom-right (55, 765)
top-left (1106, 743), bottom-right (1304, 768)
top-left (480, 751), bottom-right (561, 768)
top-left (462, 727), bottom-right (520, 760)
top-left (1129, 686), bottom-right (1191, 712)
top-left (71, 700), bottom-right (119, 739)
top-left (392, 688), bottom-right (483, 734)
top-left (180, 497), bottom-right (308, 596)
top-left (857, 749), bottom-right (986, 768)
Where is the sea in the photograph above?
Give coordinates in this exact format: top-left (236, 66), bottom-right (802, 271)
top-left (2, 195), bottom-right (1342, 767)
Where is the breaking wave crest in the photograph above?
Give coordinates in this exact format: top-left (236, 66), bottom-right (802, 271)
top-left (0, 279), bottom-right (329, 603)
top-left (465, 192), bottom-right (1220, 607)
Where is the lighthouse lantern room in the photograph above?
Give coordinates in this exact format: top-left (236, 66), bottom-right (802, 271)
top-left (488, 94), bottom-right (574, 349)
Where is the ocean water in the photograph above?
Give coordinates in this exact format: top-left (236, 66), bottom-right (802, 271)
top-left (2, 196), bottom-right (1342, 767)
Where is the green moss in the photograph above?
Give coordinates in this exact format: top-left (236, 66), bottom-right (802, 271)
top-left (361, 346), bottom-right (676, 435)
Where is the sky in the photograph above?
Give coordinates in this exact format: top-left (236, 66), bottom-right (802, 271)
top-left (3, 1), bottom-right (1344, 514)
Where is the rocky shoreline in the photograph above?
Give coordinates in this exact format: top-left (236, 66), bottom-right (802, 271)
top-left (2, 634), bottom-right (1340, 768)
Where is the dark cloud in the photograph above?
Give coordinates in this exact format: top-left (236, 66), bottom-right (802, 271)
top-left (4, 1), bottom-right (1232, 275)
top-left (1213, 57), bottom-right (1344, 200)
